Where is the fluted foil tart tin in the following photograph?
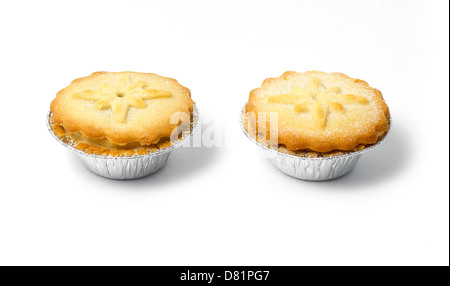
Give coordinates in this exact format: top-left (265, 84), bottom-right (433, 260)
top-left (47, 106), bottom-right (199, 180)
top-left (240, 104), bottom-right (390, 181)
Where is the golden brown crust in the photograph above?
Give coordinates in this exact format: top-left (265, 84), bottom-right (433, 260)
top-left (50, 72), bottom-right (194, 146)
top-left (50, 121), bottom-right (172, 157)
top-left (245, 71), bottom-right (390, 153)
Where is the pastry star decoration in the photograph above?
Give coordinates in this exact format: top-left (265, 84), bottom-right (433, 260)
top-left (72, 80), bottom-right (171, 123)
top-left (268, 76), bottom-right (369, 129)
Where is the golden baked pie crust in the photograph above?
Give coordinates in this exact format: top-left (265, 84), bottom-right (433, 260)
top-left (245, 71), bottom-right (390, 153)
top-left (50, 119), bottom-right (172, 157)
top-left (50, 72), bottom-right (194, 147)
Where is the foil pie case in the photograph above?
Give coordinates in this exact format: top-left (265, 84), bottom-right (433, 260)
top-left (47, 105), bottom-right (199, 180)
top-left (240, 104), bottom-right (390, 181)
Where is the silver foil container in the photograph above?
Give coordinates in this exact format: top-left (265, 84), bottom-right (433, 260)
top-left (240, 104), bottom-right (390, 181)
top-left (47, 106), bottom-right (199, 180)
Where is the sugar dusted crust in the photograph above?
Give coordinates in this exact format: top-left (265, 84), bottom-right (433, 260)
top-left (245, 71), bottom-right (390, 153)
top-left (50, 72), bottom-right (194, 147)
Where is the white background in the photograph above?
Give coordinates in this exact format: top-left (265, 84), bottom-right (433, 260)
top-left (0, 0), bottom-right (448, 266)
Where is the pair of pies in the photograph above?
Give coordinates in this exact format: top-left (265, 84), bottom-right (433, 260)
top-left (49, 71), bottom-right (390, 157)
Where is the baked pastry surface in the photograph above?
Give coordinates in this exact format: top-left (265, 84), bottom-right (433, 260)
top-left (245, 71), bottom-right (390, 153)
top-left (50, 72), bottom-right (194, 155)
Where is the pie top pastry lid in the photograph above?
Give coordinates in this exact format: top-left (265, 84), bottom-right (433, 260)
top-left (50, 72), bottom-right (194, 146)
top-left (245, 71), bottom-right (390, 153)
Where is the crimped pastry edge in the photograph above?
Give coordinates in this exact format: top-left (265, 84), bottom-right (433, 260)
top-left (47, 105), bottom-right (199, 158)
top-left (240, 104), bottom-right (391, 159)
